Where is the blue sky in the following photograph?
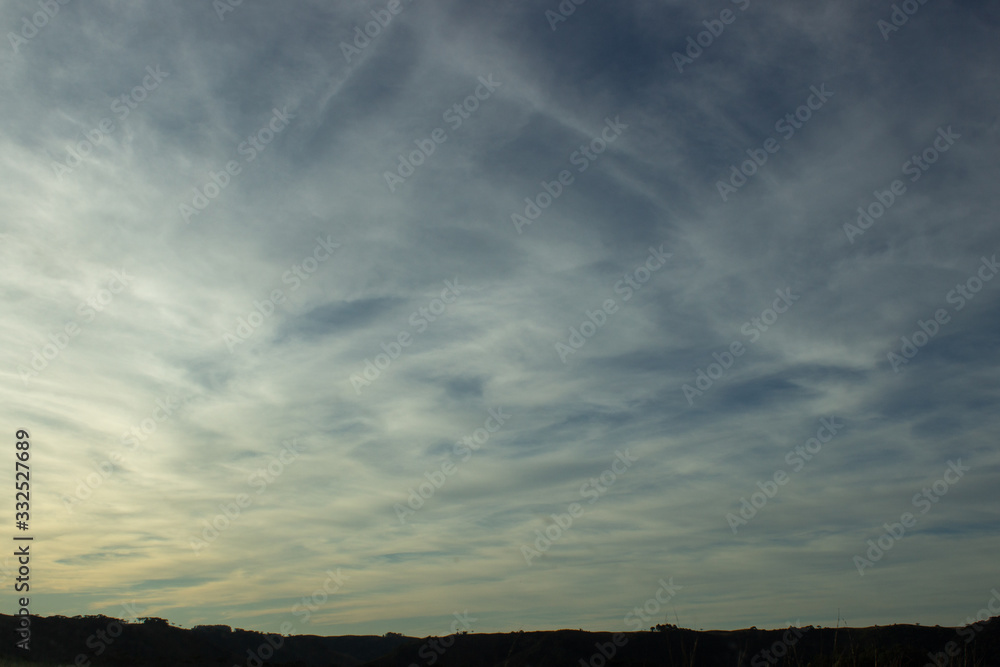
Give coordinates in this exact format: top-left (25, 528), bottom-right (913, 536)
top-left (1, 0), bottom-right (999, 637)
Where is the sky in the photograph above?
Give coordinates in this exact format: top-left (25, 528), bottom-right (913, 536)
top-left (1, 0), bottom-right (999, 639)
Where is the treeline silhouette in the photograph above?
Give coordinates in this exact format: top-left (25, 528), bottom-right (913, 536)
top-left (1, 613), bottom-right (998, 666)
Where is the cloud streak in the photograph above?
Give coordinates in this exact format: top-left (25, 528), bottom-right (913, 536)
top-left (1, 0), bottom-right (999, 638)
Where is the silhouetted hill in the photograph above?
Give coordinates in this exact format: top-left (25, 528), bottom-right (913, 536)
top-left (0, 614), bottom-right (409, 666)
top-left (1, 613), bottom-right (999, 666)
top-left (362, 624), bottom-right (1000, 666)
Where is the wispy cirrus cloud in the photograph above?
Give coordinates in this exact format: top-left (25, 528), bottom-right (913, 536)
top-left (1, 0), bottom-right (999, 638)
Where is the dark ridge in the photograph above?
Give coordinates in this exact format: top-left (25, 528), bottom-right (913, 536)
top-left (1, 613), bottom-right (999, 666)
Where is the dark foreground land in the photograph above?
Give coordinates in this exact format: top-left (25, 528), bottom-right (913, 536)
top-left (1, 614), bottom-right (999, 666)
